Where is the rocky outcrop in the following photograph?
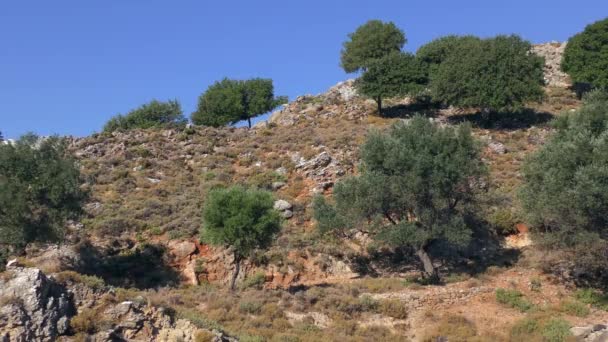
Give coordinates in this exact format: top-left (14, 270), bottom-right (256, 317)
top-left (532, 42), bottom-right (570, 88)
top-left (0, 266), bottom-right (74, 341)
top-left (571, 324), bottom-right (608, 342)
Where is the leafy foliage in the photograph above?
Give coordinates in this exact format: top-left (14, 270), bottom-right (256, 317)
top-left (562, 17), bottom-right (608, 90)
top-left (103, 99), bottom-right (186, 132)
top-left (431, 35), bottom-right (545, 113)
top-left (416, 35), bottom-right (481, 79)
top-left (520, 91), bottom-right (608, 246)
top-left (0, 134), bottom-right (86, 248)
top-left (201, 186), bottom-right (281, 258)
top-left (340, 20), bottom-right (406, 73)
top-left (356, 52), bottom-right (427, 113)
top-left (192, 78), bottom-right (286, 127)
top-left (495, 288), bottom-right (533, 312)
top-left (313, 116), bottom-right (485, 280)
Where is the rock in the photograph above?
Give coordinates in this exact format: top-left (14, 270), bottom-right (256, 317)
top-left (296, 151), bottom-right (332, 170)
top-left (274, 199), bottom-right (292, 211)
top-left (0, 267), bottom-right (74, 341)
top-left (271, 181), bottom-right (286, 190)
top-left (275, 167), bottom-right (288, 175)
top-left (147, 177), bottom-right (161, 184)
top-left (488, 142), bottom-right (507, 154)
top-left (532, 42), bottom-right (570, 88)
top-left (281, 210), bottom-right (294, 219)
top-left (170, 241), bottom-right (197, 260)
top-left (571, 324), bottom-right (608, 342)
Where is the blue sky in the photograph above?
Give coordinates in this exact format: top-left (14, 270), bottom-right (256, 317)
top-left (1, 1), bottom-right (606, 138)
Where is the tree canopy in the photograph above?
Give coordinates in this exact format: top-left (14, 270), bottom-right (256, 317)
top-left (340, 20), bottom-right (406, 73)
top-left (103, 99), bottom-right (186, 132)
top-left (430, 35), bottom-right (545, 113)
top-left (314, 116), bottom-right (485, 281)
top-left (520, 91), bottom-right (608, 247)
top-left (562, 17), bottom-right (608, 90)
top-left (355, 52), bottom-right (427, 113)
top-left (191, 78), bottom-right (286, 128)
top-left (416, 35), bottom-right (481, 79)
top-left (0, 134), bottom-right (86, 249)
top-left (201, 186), bottom-right (282, 289)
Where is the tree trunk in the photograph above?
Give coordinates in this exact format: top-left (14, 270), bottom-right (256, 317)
top-left (230, 255), bottom-right (242, 291)
top-left (377, 97), bottom-right (382, 115)
top-left (416, 246), bottom-right (439, 283)
top-left (247, 117), bottom-right (252, 129)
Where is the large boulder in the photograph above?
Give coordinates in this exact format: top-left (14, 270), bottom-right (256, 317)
top-left (0, 266), bottom-right (74, 341)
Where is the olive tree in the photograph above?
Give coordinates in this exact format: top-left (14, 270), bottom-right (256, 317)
top-left (416, 35), bottom-right (481, 79)
top-left (520, 91), bottom-right (608, 247)
top-left (201, 186), bottom-right (282, 290)
top-left (0, 134), bottom-right (86, 250)
top-left (314, 116), bottom-right (485, 281)
top-left (431, 35), bottom-right (545, 114)
top-left (192, 78), bottom-right (286, 128)
top-left (562, 17), bottom-right (608, 90)
top-left (356, 52), bottom-right (427, 113)
top-left (340, 20), bottom-right (406, 73)
top-left (103, 99), bottom-right (186, 132)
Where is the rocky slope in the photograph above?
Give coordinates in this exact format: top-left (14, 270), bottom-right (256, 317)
top-left (2, 42), bottom-right (600, 342)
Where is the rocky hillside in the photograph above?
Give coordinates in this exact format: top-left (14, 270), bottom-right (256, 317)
top-left (4, 43), bottom-right (606, 342)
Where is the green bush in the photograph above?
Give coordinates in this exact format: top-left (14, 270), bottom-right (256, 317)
top-left (559, 300), bottom-right (590, 317)
top-left (103, 99), bottom-right (186, 132)
top-left (340, 20), bottom-right (406, 73)
top-left (495, 288), bottom-right (533, 312)
top-left (201, 186), bottom-right (281, 290)
top-left (355, 52), bottom-right (427, 113)
top-left (240, 272), bottom-right (267, 290)
top-left (562, 17), bottom-right (608, 90)
top-left (520, 91), bottom-right (608, 248)
top-left (542, 318), bottom-right (572, 342)
top-left (314, 116), bottom-right (485, 281)
top-left (416, 35), bottom-right (481, 79)
top-left (0, 134), bottom-right (86, 249)
top-left (431, 34), bottom-right (544, 114)
top-left (575, 288), bottom-right (608, 310)
top-left (191, 78), bottom-right (286, 128)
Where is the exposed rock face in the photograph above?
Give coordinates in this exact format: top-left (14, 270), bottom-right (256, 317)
top-left (532, 42), bottom-right (570, 88)
top-left (571, 324), bottom-right (608, 342)
top-left (0, 267), bottom-right (74, 341)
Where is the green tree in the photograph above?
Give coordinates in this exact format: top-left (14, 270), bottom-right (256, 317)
top-left (340, 20), bottom-right (406, 73)
top-left (416, 35), bottom-right (481, 79)
top-left (562, 17), bottom-right (608, 90)
top-left (192, 78), bottom-right (286, 128)
top-left (356, 52), bottom-right (427, 114)
top-left (201, 186), bottom-right (282, 289)
top-left (431, 35), bottom-right (545, 114)
top-left (0, 134), bottom-right (86, 250)
top-left (520, 91), bottom-right (608, 247)
top-left (313, 116), bottom-right (485, 281)
top-left (103, 99), bottom-right (186, 132)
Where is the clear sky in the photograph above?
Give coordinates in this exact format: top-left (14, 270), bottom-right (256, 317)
top-left (1, 1), bottom-right (606, 139)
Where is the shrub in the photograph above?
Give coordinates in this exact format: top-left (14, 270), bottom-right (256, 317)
top-left (201, 186), bottom-right (281, 290)
top-left (103, 99), bottom-right (186, 132)
top-left (340, 20), bottom-right (406, 73)
top-left (416, 35), bottom-right (481, 79)
top-left (53, 271), bottom-right (106, 290)
top-left (562, 17), bottom-right (608, 90)
top-left (240, 272), bottom-right (267, 290)
top-left (423, 314), bottom-right (479, 342)
top-left (431, 35), bottom-right (544, 113)
top-left (520, 91), bottom-right (608, 248)
top-left (314, 116), bottom-right (485, 281)
top-left (542, 318), bottom-right (572, 342)
top-left (378, 300), bottom-right (408, 319)
top-left (575, 288), bottom-right (608, 310)
top-left (239, 301), bottom-right (263, 314)
top-left (192, 78), bottom-right (286, 128)
top-left (495, 288), bottom-right (533, 312)
top-left (355, 52), bottom-right (427, 113)
top-left (559, 300), bottom-right (590, 317)
top-left (0, 134), bottom-right (86, 249)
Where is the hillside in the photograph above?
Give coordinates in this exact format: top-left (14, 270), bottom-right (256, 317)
top-left (2, 42), bottom-right (608, 342)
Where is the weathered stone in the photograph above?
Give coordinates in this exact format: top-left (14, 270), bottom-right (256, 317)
top-left (170, 241), bottom-right (197, 259)
top-left (274, 199), bottom-right (292, 211)
top-left (0, 267), bottom-right (74, 341)
top-left (281, 210), bottom-right (294, 219)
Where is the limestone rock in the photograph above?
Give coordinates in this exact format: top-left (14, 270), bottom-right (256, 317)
top-left (274, 199), bottom-right (292, 211)
top-left (0, 267), bottom-right (74, 341)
